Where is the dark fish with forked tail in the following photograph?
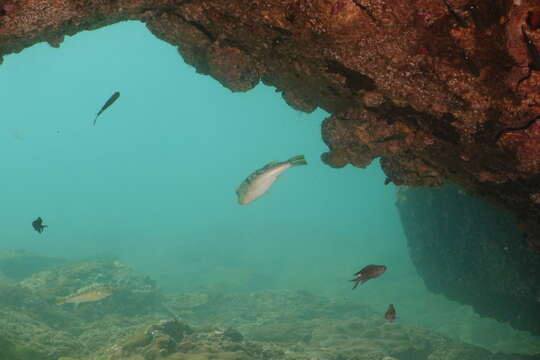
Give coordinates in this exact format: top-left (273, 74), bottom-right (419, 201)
top-left (32, 217), bottom-right (47, 233)
top-left (385, 304), bottom-right (396, 321)
top-left (94, 91), bottom-right (120, 126)
top-left (350, 264), bottom-right (386, 289)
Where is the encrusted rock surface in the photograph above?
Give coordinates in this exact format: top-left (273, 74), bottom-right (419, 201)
top-left (396, 183), bottom-right (540, 335)
top-left (0, 257), bottom-right (161, 359)
top-left (91, 290), bottom-right (540, 360)
top-left (96, 317), bottom-right (538, 360)
top-left (0, 251), bottom-right (538, 359)
top-left (1, 1), bottom-right (540, 241)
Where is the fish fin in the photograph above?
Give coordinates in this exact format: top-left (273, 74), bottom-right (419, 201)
top-left (93, 115), bottom-right (98, 126)
top-left (287, 155), bottom-right (307, 166)
top-left (351, 279), bottom-right (360, 289)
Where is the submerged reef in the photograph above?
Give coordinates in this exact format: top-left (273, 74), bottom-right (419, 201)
top-left (0, 335), bottom-right (48, 360)
top-left (396, 183), bottom-right (540, 335)
top-left (0, 252), bottom-right (537, 359)
top-left (0, 0), bottom-right (540, 252)
top-left (0, 255), bottom-right (162, 359)
top-left (95, 317), bottom-right (533, 360)
top-left (86, 291), bottom-right (540, 360)
top-left (20, 258), bottom-right (160, 318)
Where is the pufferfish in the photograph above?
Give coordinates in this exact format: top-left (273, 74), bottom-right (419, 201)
top-left (236, 155), bottom-right (307, 205)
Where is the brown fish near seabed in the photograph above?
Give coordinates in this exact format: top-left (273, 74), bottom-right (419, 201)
top-left (350, 264), bottom-right (386, 289)
top-left (385, 304), bottom-right (396, 321)
top-left (56, 284), bottom-right (113, 305)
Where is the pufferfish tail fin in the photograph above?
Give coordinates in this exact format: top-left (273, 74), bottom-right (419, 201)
top-left (287, 155), bottom-right (307, 167)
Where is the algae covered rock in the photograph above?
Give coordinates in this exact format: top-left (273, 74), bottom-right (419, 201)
top-left (107, 320), bottom-right (193, 360)
top-left (0, 335), bottom-right (48, 360)
top-left (20, 258), bottom-right (160, 318)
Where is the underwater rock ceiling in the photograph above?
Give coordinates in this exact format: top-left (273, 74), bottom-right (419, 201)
top-left (1, 1), bottom-right (540, 244)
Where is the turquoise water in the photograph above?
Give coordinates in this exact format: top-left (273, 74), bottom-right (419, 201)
top-left (1, 21), bottom-right (539, 357)
top-left (0, 21), bottom-right (401, 292)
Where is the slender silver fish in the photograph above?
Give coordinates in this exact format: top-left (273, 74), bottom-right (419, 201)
top-left (236, 155), bottom-right (307, 205)
top-left (94, 91), bottom-right (120, 126)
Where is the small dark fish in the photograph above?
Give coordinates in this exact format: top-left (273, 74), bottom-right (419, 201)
top-left (351, 264), bottom-right (386, 289)
top-left (385, 304), bottom-right (396, 321)
top-left (32, 217), bottom-right (47, 233)
top-left (94, 91), bottom-right (120, 126)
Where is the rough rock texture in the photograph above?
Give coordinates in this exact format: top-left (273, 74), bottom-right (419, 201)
top-left (1, 0), bottom-right (540, 250)
top-left (396, 183), bottom-right (540, 335)
top-left (0, 257), bottom-right (161, 359)
top-left (95, 317), bottom-right (539, 360)
top-left (0, 250), bottom-right (538, 359)
top-left (93, 292), bottom-right (539, 360)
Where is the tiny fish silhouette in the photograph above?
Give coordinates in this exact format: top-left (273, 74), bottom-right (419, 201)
top-left (32, 217), bottom-right (47, 233)
top-left (351, 264), bottom-right (386, 289)
top-left (94, 91), bottom-right (120, 126)
top-left (385, 304), bottom-right (396, 321)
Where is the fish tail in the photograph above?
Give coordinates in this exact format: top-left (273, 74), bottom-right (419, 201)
top-left (93, 115), bottom-right (99, 126)
top-left (287, 155), bottom-right (307, 167)
top-left (351, 279), bottom-right (361, 289)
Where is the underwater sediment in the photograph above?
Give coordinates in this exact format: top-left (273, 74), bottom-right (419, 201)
top-left (0, 254), bottom-right (538, 360)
